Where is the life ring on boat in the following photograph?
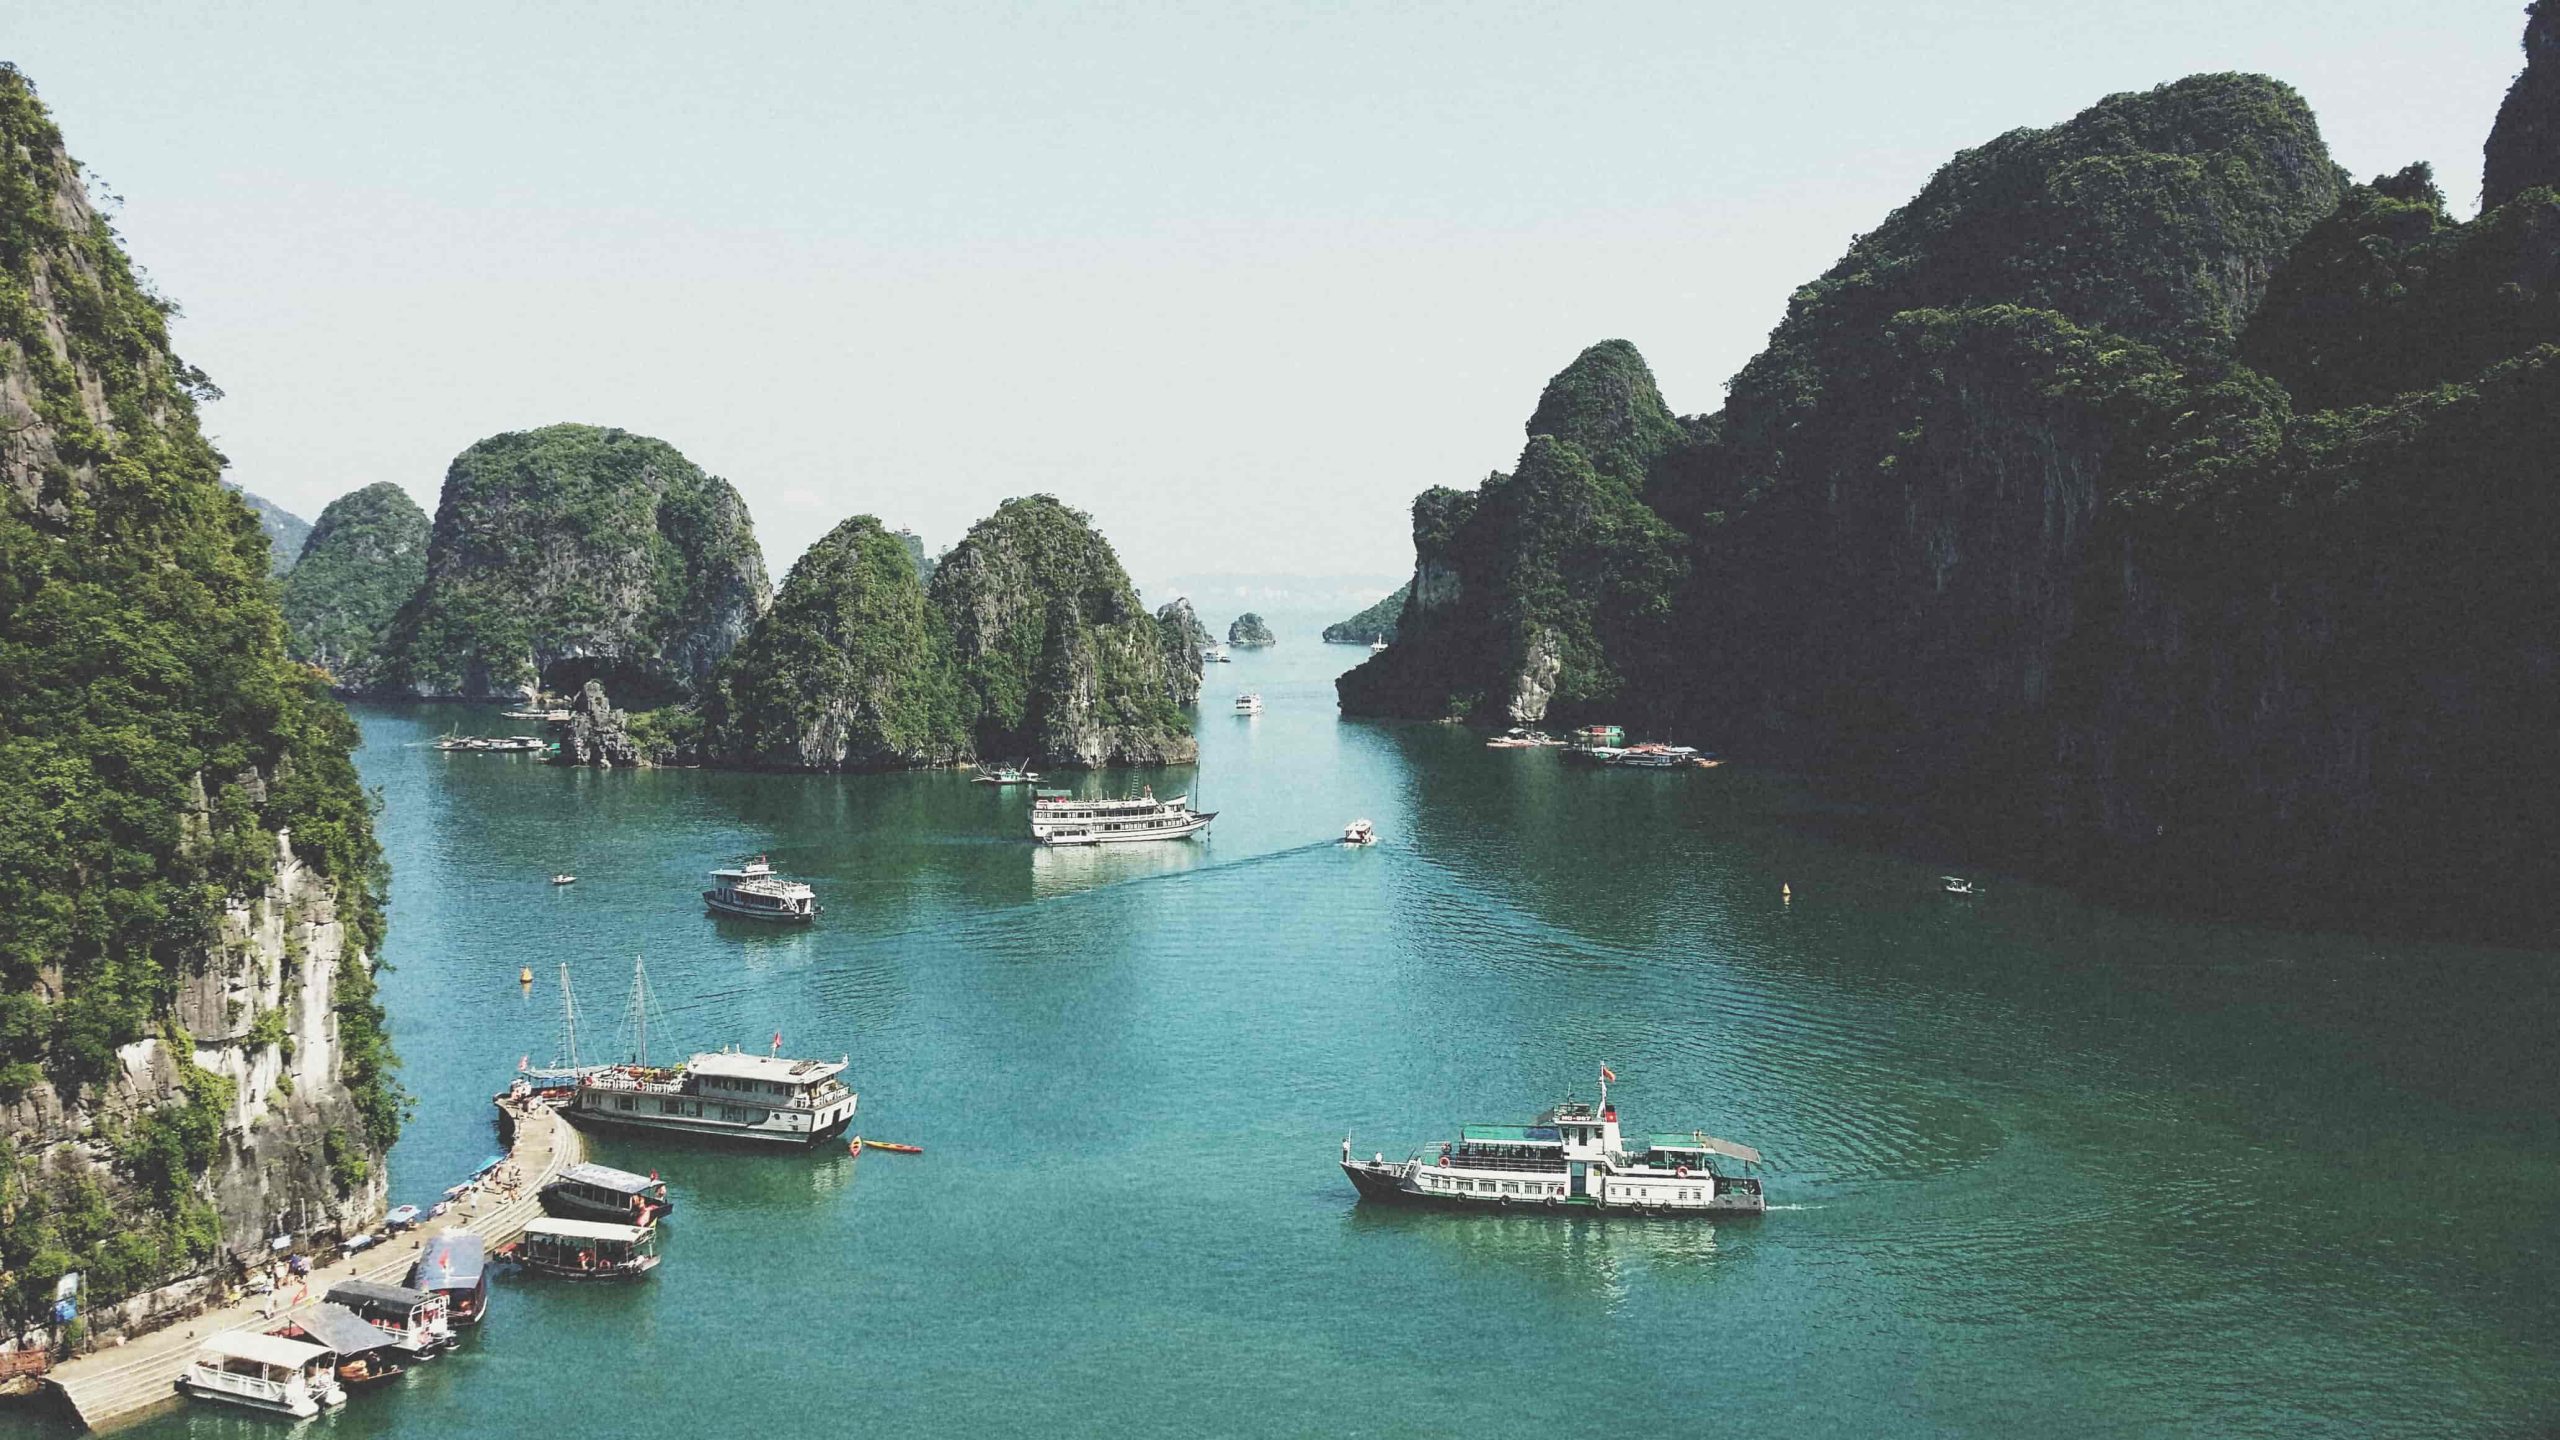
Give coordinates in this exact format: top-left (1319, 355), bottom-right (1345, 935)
top-left (1675, 1166), bottom-right (1688, 1178)
top-left (577, 1250), bottom-right (594, 1272)
top-left (1438, 1155), bottom-right (1450, 1167)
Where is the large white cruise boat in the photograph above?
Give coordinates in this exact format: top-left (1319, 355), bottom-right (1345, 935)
top-left (568, 1048), bottom-right (859, 1148)
top-left (1030, 787), bottom-right (1215, 846)
top-left (703, 855), bottom-right (818, 923)
top-left (1340, 1075), bottom-right (1765, 1216)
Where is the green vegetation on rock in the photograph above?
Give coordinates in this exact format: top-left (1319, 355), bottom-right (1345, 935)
top-left (1323, 584), bottom-right (1409, 645)
top-left (0, 64), bottom-right (396, 1316)
top-left (930, 496), bottom-right (1196, 766)
top-left (700, 515), bottom-right (969, 770)
top-left (279, 482), bottom-right (429, 687)
top-left (375, 424), bottom-right (769, 702)
top-left (231, 488), bottom-right (310, 578)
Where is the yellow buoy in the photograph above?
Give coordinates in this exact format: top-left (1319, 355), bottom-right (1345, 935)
top-left (519, 967), bottom-right (533, 985)
top-left (1781, 883), bottom-right (1792, 902)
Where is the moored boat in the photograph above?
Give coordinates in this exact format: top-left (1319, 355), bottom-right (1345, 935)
top-left (280, 1302), bottom-right (408, 1387)
top-left (324, 1279), bottom-right (454, 1358)
top-left (1341, 1072), bottom-right (1765, 1217)
top-left (505, 1218), bottom-right (660, 1280)
top-left (180, 1331), bottom-right (345, 1417)
top-left (407, 1231), bottom-right (492, 1327)
top-left (1030, 787), bottom-right (1215, 846)
top-left (973, 760), bottom-right (1043, 785)
top-left (1600, 743), bottom-right (1699, 768)
top-left (568, 1049), bottom-right (858, 1148)
top-left (541, 1162), bottom-right (674, 1224)
top-left (703, 854), bottom-right (819, 923)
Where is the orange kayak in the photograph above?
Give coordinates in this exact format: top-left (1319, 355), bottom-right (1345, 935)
top-left (860, 1139), bottom-right (924, 1154)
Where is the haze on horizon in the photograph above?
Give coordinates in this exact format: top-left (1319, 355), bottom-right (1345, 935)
top-left (5, 2), bottom-right (2528, 586)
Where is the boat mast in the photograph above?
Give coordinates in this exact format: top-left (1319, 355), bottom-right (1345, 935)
top-left (558, 963), bottom-right (581, 1073)
top-left (630, 954), bottom-right (648, 1068)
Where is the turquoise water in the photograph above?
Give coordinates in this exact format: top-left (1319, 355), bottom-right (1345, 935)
top-left (43, 619), bottom-right (2560, 1436)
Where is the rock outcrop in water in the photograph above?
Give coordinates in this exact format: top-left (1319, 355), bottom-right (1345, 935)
top-left (0, 64), bottom-right (394, 1335)
top-left (556, 680), bottom-right (643, 767)
top-left (279, 482), bottom-right (430, 689)
top-left (1323, 584), bottom-right (1408, 645)
top-left (1227, 612), bottom-right (1276, 648)
top-left (1154, 598), bottom-right (1212, 706)
top-left (373, 424), bottom-right (770, 702)
top-left (2487, 1), bottom-right (2559, 208)
top-left (697, 515), bottom-right (969, 770)
top-left (1347, 58), bottom-right (2560, 935)
top-left (930, 496), bottom-right (1196, 766)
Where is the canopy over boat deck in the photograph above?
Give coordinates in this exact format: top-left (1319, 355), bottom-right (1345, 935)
top-left (281, 1303), bottom-right (393, 1357)
top-left (200, 1331), bottom-right (333, 1369)
top-left (1460, 1125), bottom-right (1562, 1146)
top-left (1644, 1132), bottom-right (1762, 1165)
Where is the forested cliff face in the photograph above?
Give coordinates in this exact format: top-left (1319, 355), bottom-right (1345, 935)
top-left (0, 66), bottom-right (395, 1331)
top-left (1323, 584), bottom-right (1408, 645)
top-left (279, 482), bottom-right (428, 689)
top-left (374, 424), bottom-right (769, 702)
top-left (698, 515), bottom-right (970, 770)
top-left (2487, 1), bottom-right (2557, 208)
top-left (1344, 55), bottom-right (2560, 934)
top-left (930, 496), bottom-right (1197, 767)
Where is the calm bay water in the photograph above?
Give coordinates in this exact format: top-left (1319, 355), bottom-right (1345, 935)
top-left (51, 619), bottom-right (2560, 1437)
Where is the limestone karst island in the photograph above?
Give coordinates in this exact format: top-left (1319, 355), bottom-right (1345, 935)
top-left (3, 6), bottom-right (2558, 1436)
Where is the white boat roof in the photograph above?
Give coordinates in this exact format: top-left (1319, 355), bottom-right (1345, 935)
top-left (687, 1051), bottom-right (845, 1084)
top-left (200, 1330), bottom-right (331, 1368)
top-left (524, 1217), bottom-right (653, 1242)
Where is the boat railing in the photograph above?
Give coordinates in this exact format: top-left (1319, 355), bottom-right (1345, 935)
top-left (187, 1365), bottom-right (297, 1404)
top-left (580, 1070), bottom-right (688, 1097)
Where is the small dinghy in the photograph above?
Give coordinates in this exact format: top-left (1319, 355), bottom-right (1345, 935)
top-left (1941, 876), bottom-right (1981, 895)
top-left (857, 1138), bottom-right (924, 1155)
top-left (550, 874), bottom-right (576, 886)
top-left (1341, 819), bottom-right (1377, 846)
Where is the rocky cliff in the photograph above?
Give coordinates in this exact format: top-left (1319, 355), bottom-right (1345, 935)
top-left (1322, 583), bottom-right (1408, 645)
top-left (279, 482), bottom-right (430, 689)
top-left (1154, 598), bottom-right (1212, 707)
top-left (698, 516), bottom-right (969, 770)
top-left (0, 65), bottom-right (395, 1335)
top-left (1346, 57), bottom-right (2560, 934)
top-left (2486, 1), bottom-right (2558, 208)
top-left (1227, 612), bottom-right (1276, 648)
top-left (374, 424), bottom-right (770, 702)
top-left (930, 496), bottom-right (1197, 766)
top-left (554, 681), bottom-right (643, 768)
top-left (230, 488), bottom-right (311, 578)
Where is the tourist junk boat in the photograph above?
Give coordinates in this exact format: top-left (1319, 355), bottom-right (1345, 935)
top-left (324, 1280), bottom-right (454, 1359)
top-left (541, 1162), bottom-right (675, 1224)
top-left (181, 1331), bottom-right (346, 1417)
top-left (1030, 787), bottom-right (1215, 846)
top-left (507, 1218), bottom-right (660, 1280)
top-left (1342, 818), bottom-right (1377, 846)
top-left (974, 759), bottom-right (1042, 785)
top-left (703, 854), bottom-right (819, 923)
top-left (1341, 1075), bottom-right (1766, 1217)
top-left (1601, 743), bottom-right (1700, 769)
top-left (571, 1049), bottom-right (858, 1147)
top-left (1234, 692), bottom-right (1263, 714)
top-left (407, 1231), bottom-right (492, 1328)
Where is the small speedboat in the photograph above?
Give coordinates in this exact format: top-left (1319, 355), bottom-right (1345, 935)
top-left (337, 1357), bottom-right (406, 1390)
top-left (1942, 876), bottom-right (1981, 895)
top-left (859, 1138), bottom-right (924, 1155)
top-left (1342, 819), bottom-right (1377, 846)
top-left (550, 874), bottom-right (576, 886)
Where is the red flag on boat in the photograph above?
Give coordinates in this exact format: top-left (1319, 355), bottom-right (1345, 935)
top-left (1600, 1065), bottom-right (1616, 1083)
top-left (771, 1032), bottom-right (782, 1054)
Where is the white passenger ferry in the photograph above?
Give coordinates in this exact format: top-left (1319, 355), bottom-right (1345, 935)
top-left (1341, 1076), bottom-right (1765, 1216)
top-left (703, 855), bottom-right (818, 923)
top-left (568, 1047), bottom-right (858, 1148)
top-left (1234, 692), bottom-right (1263, 714)
top-left (180, 1332), bottom-right (346, 1417)
top-left (1030, 787), bottom-right (1215, 846)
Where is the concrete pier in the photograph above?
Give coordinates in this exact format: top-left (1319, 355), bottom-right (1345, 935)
top-left (44, 1098), bottom-right (582, 1431)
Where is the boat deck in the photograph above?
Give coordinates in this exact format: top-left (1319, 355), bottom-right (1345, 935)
top-left (44, 1099), bottom-right (582, 1432)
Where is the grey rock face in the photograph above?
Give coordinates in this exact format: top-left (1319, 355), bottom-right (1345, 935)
top-left (557, 681), bottom-right (642, 767)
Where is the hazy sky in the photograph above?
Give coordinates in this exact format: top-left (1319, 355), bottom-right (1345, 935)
top-left (7, 2), bottom-right (2532, 588)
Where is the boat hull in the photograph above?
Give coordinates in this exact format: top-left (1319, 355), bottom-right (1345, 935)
top-left (512, 1254), bottom-right (659, 1282)
top-left (1340, 1162), bottom-right (1763, 1217)
top-left (537, 1184), bottom-right (674, 1224)
top-left (564, 1102), bottom-right (856, 1149)
top-left (702, 892), bottom-right (817, 923)
top-left (1036, 812), bottom-right (1215, 846)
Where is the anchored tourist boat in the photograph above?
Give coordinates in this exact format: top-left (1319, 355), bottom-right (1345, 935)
top-left (1600, 743), bottom-right (1700, 768)
top-left (569, 1049), bottom-right (858, 1147)
top-left (407, 1231), bottom-right (492, 1327)
top-left (181, 1331), bottom-right (346, 1417)
top-left (1341, 1074), bottom-right (1765, 1216)
top-left (324, 1280), bottom-right (454, 1358)
top-left (280, 1303), bottom-right (407, 1388)
top-left (506, 1218), bottom-right (660, 1280)
top-left (541, 1162), bottom-right (675, 1224)
top-left (703, 855), bottom-right (819, 923)
top-left (1030, 787), bottom-right (1216, 846)
top-left (1203, 644), bottom-right (1231, 663)
top-left (1369, 636), bottom-right (1389, 653)
top-left (974, 760), bottom-right (1043, 785)
top-left (1234, 692), bottom-right (1263, 714)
